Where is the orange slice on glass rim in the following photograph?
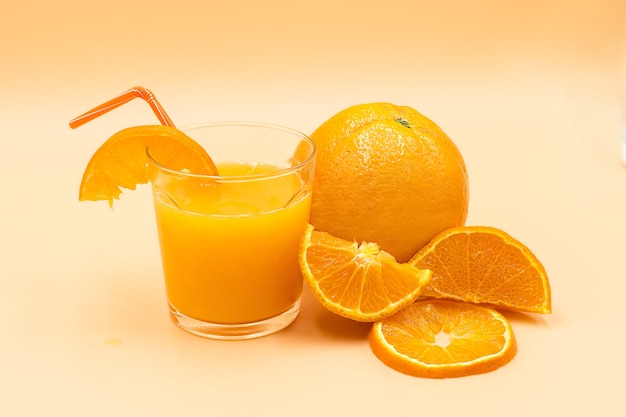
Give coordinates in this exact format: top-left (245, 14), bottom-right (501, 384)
top-left (79, 125), bottom-right (218, 207)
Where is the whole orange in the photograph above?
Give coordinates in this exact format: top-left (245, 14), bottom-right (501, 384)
top-left (309, 103), bottom-right (469, 263)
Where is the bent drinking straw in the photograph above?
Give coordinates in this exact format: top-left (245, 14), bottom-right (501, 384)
top-left (69, 86), bottom-right (174, 129)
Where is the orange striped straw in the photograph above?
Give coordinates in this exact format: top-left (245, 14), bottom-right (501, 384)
top-left (69, 86), bottom-right (175, 129)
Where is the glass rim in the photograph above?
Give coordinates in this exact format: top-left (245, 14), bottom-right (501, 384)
top-left (146, 121), bottom-right (316, 182)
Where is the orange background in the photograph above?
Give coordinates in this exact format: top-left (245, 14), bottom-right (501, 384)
top-left (1, 1), bottom-right (624, 416)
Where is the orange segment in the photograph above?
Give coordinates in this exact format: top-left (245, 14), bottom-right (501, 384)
top-left (409, 226), bottom-right (551, 314)
top-left (369, 299), bottom-right (517, 378)
top-left (79, 125), bottom-right (218, 207)
top-left (299, 224), bottom-right (432, 322)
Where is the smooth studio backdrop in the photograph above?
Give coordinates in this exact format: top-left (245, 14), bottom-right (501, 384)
top-left (1, 1), bottom-right (624, 416)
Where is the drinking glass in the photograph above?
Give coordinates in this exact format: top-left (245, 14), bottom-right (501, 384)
top-left (147, 122), bottom-right (316, 340)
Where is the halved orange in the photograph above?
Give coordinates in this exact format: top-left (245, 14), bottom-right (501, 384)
top-left (369, 299), bottom-right (517, 378)
top-left (299, 224), bottom-right (432, 322)
top-left (79, 125), bottom-right (218, 207)
top-left (409, 226), bottom-right (551, 314)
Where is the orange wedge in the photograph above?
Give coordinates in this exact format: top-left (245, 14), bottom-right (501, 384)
top-left (409, 226), bottom-right (551, 314)
top-left (299, 224), bottom-right (432, 322)
top-left (369, 299), bottom-right (517, 378)
top-left (79, 125), bottom-right (218, 207)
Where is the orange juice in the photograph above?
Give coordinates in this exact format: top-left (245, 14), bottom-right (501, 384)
top-left (153, 162), bottom-right (311, 324)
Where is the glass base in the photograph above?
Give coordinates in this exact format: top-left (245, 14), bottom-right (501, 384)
top-left (168, 299), bottom-right (301, 340)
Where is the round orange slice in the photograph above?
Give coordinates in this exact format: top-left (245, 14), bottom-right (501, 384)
top-left (79, 125), bottom-right (218, 207)
top-left (369, 299), bottom-right (517, 378)
top-left (299, 224), bottom-right (432, 322)
top-left (409, 226), bottom-right (551, 314)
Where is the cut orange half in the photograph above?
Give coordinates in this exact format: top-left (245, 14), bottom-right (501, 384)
top-left (369, 299), bottom-right (517, 378)
top-left (79, 125), bottom-right (218, 207)
top-left (299, 224), bottom-right (432, 322)
top-left (409, 226), bottom-right (551, 314)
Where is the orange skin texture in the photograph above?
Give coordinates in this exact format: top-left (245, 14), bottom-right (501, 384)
top-left (309, 103), bottom-right (469, 263)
